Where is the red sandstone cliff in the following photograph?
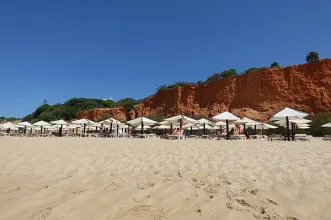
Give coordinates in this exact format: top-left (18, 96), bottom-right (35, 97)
top-left (78, 59), bottom-right (331, 121)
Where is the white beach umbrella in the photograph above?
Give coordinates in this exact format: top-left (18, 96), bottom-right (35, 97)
top-left (0, 122), bottom-right (18, 132)
top-left (155, 125), bottom-right (171, 129)
top-left (297, 126), bottom-right (310, 129)
top-left (50, 119), bottom-right (68, 125)
top-left (182, 123), bottom-right (200, 133)
top-left (197, 118), bottom-right (213, 135)
top-left (71, 118), bottom-right (96, 133)
top-left (322, 122), bottom-right (331, 128)
top-left (289, 118), bottom-right (312, 124)
top-left (135, 125), bottom-right (151, 130)
top-left (270, 107), bottom-right (308, 141)
top-left (215, 121), bottom-right (226, 126)
top-left (33, 121), bottom-right (51, 134)
top-left (164, 115), bottom-right (198, 134)
top-left (270, 107), bottom-right (308, 121)
top-left (50, 119), bottom-right (69, 136)
top-left (212, 111), bottom-right (240, 140)
top-left (159, 121), bottom-right (171, 125)
top-left (100, 118), bottom-right (121, 133)
top-left (198, 124), bottom-right (214, 130)
top-left (127, 117), bottom-right (158, 134)
top-left (197, 118), bottom-right (212, 124)
top-left (245, 119), bottom-right (262, 134)
top-left (17, 121), bottom-right (33, 134)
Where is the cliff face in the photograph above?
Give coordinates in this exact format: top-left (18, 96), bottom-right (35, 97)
top-left (79, 59), bottom-right (331, 121)
top-left (77, 107), bottom-right (135, 121)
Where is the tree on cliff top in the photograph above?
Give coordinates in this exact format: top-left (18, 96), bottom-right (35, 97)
top-left (220, 69), bottom-right (238, 78)
top-left (306, 51), bottom-right (319, 63)
top-left (205, 69), bottom-right (238, 82)
top-left (270, 62), bottom-right (280, 68)
top-left (243, 67), bottom-right (266, 74)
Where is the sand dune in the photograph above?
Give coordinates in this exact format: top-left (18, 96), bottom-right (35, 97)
top-left (1, 137), bottom-right (331, 219)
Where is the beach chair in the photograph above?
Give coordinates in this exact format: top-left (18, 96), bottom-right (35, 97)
top-left (200, 135), bottom-right (211, 139)
top-left (186, 135), bottom-right (198, 139)
top-left (294, 134), bottom-right (312, 142)
top-left (323, 135), bottom-right (331, 141)
top-left (230, 135), bottom-right (245, 140)
top-left (267, 134), bottom-right (283, 141)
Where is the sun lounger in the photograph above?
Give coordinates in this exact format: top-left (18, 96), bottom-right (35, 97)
top-left (200, 135), bottom-right (211, 139)
top-left (230, 135), bottom-right (245, 140)
top-left (186, 135), bottom-right (198, 139)
top-left (267, 134), bottom-right (283, 141)
top-left (167, 134), bottom-right (184, 140)
top-left (323, 135), bottom-right (331, 141)
top-left (294, 134), bottom-right (312, 142)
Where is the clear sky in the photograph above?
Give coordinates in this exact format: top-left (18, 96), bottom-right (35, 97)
top-left (0, 0), bottom-right (330, 117)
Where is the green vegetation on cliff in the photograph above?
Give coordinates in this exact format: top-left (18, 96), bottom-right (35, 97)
top-left (22, 98), bottom-right (139, 123)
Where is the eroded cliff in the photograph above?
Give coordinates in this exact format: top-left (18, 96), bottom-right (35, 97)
top-left (78, 59), bottom-right (331, 121)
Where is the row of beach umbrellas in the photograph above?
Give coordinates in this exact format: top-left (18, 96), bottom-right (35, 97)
top-left (2, 107), bottom-right (329, 140)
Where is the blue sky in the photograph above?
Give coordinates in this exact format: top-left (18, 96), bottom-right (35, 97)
top-left (0, 0), bottom-right (330, 117)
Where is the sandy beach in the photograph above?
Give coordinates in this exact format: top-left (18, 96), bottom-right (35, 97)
top-left (0, 137), bottom-right (331, 220)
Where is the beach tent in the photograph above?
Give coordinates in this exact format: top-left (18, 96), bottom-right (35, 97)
top-left (17, 121), bottom-right (33, 134)
top-left (127, 117), bottom-right (158, 134)
top-left (33, 121), bottom-right (51, 134)
top-left (213, 111), bottom-right (240, 140)
top-left (269, 107), bottom-right (308, 141)
top-left (50, 119), bottom-right (68, 137)
top-left (197, 118), bottom-right (212, 135)
top-left (164, 114), bottom-right (197, 132)
top-left (71, 118), bottom-right (97, 134)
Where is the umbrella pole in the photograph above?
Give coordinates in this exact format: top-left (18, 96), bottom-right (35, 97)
top-left (170, 123), bottom-right (173, 135)
top-left (127, 125), bottom-right (129, 134)
top-left (203, 123), bottom-right (206, 135)
top-left (243, 124), bottom-right (246, 134)
top-left (41, 126), bottom-right (43, 134)
top-left (262, 127), bottom-right (264, 135)
top-left (84, 124), bottom-right (86, 134)
top-left (110, 123), bottom-right (113, 134)
top-left (122, 128), bottom-right (124, 133)
top-left (226, 119), bottom-right (229, 140)
top-left (30, 128), bottom-right (32, 134)
top-left (60, 124), bottom-right (63, 137)
top-left (190, 126), bottom-right (192, 135)
top-left (24, 126), bottom-right (27, 134)
top-left (291, 122), bottom-right (295, 141)
top-left (286, 116), bottom-right (290, 141)
top-left (117, 124), bottom-right (119, 134)
top-left (141, 121), bottom-right (144, 134)
top-left (254, 125), bottom-right (257, 135)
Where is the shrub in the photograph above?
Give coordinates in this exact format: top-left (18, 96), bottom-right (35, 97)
top-left (306, 51), bottom-right (319, 63)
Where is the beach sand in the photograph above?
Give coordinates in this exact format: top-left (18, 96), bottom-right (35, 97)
top-left (0, 137), bottom-right (331, 220)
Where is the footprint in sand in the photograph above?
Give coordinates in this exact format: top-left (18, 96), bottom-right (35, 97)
top-left (133, 195), bottom-right (151, 203)
top-left (72, 190), bottom-right (84, 195)
top-left (191, 178), bottom-right (205, 188)
top-left (136, 182), bottom-right (155, 190)
top-left (37, 185), bottom-right (49, 191)
top-left (8, 186), bottom-right (20, 192)
top-left (31, 207), bottom-right (52, 220)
